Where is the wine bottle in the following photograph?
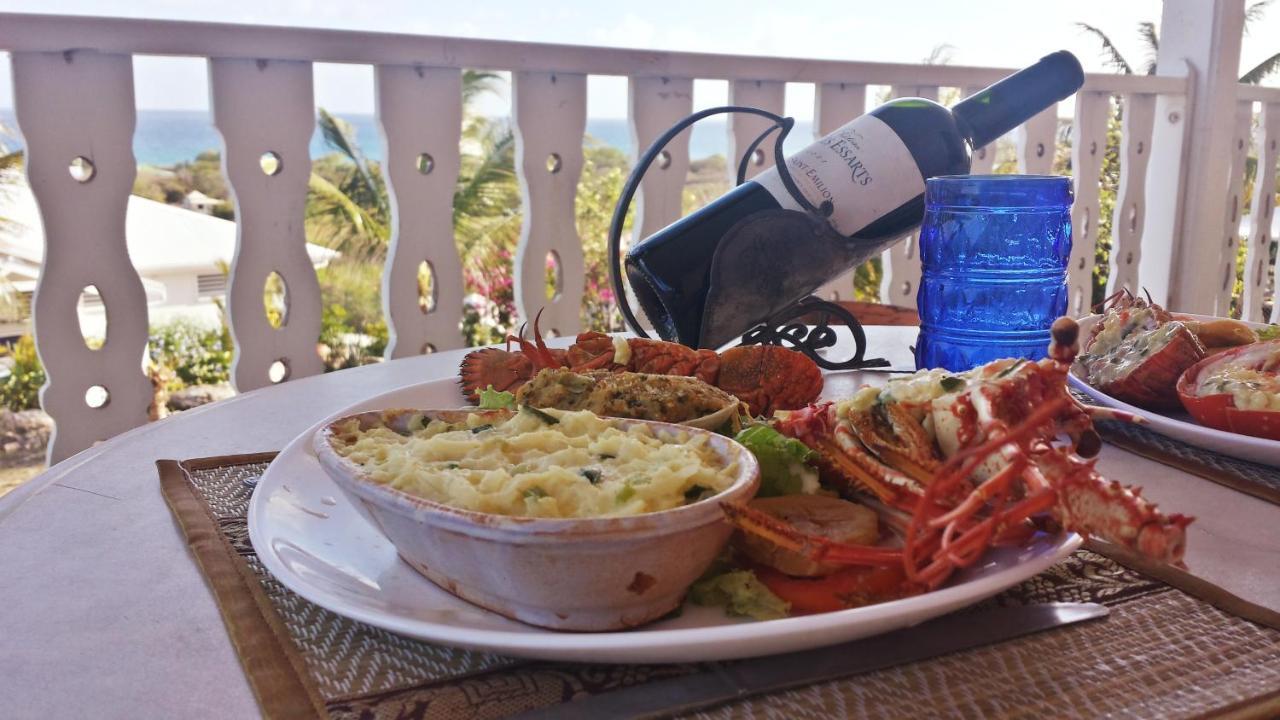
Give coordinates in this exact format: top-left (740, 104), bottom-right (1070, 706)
top-left (625, 50), bottom-right (1085, 347)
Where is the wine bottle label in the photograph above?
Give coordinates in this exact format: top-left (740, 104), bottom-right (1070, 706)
top-left (754, 115), bottom-right (925, 236)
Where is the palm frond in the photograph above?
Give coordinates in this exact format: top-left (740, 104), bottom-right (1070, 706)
top-left (0, 150), bottom-right (22, 173)
top-left (1137, 22), bottom-right (1160, 75)
top-left (923, 44), bottom-right (955, 66)
top-left (1240, 51), bottom-right (1280, 84)
top-left (1075, 23), bottom-right (1134, 75)
top-left (1246, 0), bottom-right (1274, 29)
top-left (306, 172), bottom-right (387, 261)
top-left (316, 108), bottom-right (387, 218)
top-left (462, 70), bottom-right (503, 108)
top-left (453, 125), bottom-right (518, 226)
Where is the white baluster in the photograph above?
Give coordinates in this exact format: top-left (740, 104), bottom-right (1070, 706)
top-left (629, 76), bottom-right (693, 243)
top-left (964, 85), bottom-right (998, 174)
top-left (625, 76), bottom-right (692, 335)
top-left (727, 79), bottom-right (785, 182)
top-left (1068, 91), bottom-right (1111, 316)
top-left (1016, 104), bottom-right (1059, 175)
top-left (512, 71), bottom-right (586, 335)
top-left (376, 65), bottom-right (465, 357)
top-left (814, 81), bottom-right (867, 137)
top-left (210, 58), bottom-right (323, 391)
top-left (1106, 93), bottom-right (1155, 296)
top-left (1217, 101), bottom-right (1254, 316)
top-left (1138, 79), bottom-right (1192, 309)
top-left (12, 50), bottom-right (152, 464)
top-left (1244, 102), bottom-right (1279, 323)
top-left (813, 82), bottom-right (867, 303)
top-left (880, 85), bottom-right (937, 308)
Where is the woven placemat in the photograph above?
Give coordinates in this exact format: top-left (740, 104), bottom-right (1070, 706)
top-left (160, 454), bottom-right (1280, 720)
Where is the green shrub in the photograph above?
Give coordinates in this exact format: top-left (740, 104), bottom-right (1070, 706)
top-left (148, 320), bottom-right (232, 388)
top-left (0, 335), bottom-right (45, 411)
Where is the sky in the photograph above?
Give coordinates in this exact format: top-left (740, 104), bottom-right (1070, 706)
top-left (0, 0), bottom-right (1278, 118)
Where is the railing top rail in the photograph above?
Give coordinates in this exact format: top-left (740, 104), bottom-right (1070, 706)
top-left (0, 12), bottom-right (1189, 95)
top-left (1237, 84), bottom-right (1280, 103)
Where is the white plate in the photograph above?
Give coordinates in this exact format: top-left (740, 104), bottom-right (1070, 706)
top-left (1069, 314), bottom-right (1280, 468)
top-left (249, 375), bottom-right (1081, 663)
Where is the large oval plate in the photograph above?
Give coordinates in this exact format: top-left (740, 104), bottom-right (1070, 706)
top-left (249, 374), bottom-right (1080, 663)
top-left (1069, 313), bottom-right (1280, 468)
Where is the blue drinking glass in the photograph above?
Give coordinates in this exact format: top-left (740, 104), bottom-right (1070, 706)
top-left (914, 175), bottom-right (1073, 372)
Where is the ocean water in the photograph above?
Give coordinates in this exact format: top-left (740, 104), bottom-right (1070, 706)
top-left (0, 108), bottom-right (815, 167)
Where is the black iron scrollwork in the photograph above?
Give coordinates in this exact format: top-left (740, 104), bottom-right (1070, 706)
top-left (608, 105), bottom-right (820, 338)
top-left (608, 105), bottom-right (888, 370)
top-left (739, 296), bottom-right (889, 371)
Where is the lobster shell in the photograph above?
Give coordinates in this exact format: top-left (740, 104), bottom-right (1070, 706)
top-left (1091, 323), bottom-right (1206, 410)
top-left (1176, 339), bottom-right (1280, 440)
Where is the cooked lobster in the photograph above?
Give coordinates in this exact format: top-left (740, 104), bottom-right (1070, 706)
top-left (458, 314), bottom-right (823, 416)
top-left (722, 317), bottom-right (1192, 608)
top-left (1075, 290), bottom-right (1206, 409)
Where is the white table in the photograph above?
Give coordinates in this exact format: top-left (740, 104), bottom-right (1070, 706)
top-left (1, 327), bottom-right (1277, 719)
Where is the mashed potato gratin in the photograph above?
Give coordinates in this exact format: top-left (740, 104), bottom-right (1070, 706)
top-left (329, 407), bottom-right (736, 519)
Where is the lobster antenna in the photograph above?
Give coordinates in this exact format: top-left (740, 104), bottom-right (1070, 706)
top-left (1091, 288), bottom-right (1127, 314)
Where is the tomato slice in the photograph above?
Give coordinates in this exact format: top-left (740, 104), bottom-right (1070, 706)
top-left (1176, 340), bottom-right (1280, 441)
top-left (752, 563), bottom-right (914, 615)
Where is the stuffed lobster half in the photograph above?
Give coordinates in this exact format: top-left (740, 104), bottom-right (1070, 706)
top-left (458, 314), bottom-right (823, 416)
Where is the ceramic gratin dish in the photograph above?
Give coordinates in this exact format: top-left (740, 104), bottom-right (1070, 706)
top-left (312, 408), bottom-right (761, 632)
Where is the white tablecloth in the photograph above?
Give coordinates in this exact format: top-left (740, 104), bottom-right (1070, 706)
top-left (1, 326), bottom-right (1276, 719)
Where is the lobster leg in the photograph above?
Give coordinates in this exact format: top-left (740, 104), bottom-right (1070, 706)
top-left (720, 502), bottom-right (904, 568)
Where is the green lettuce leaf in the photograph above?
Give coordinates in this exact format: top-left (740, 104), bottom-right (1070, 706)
top-left (688, 567), bottom-right (790, 621)
top-left (734, 424), bottom-right (818, 497)
top-left (478, 386), bottom-right (516, 410)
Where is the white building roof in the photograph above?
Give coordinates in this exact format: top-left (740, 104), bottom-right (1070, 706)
top-left (184, 189), bottom-right (222, 205)
top-left (0, 181), bottom-right (338, 276)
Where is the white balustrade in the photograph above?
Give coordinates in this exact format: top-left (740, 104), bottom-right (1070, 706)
top-left (211, 58), bottom-right (325, 393)
top-left (377, 65), bottom-right (466, 358)
top-left (1216, 101), bottom-right (1256, 315)
top-left (10, 12), bottom-right (1278, 461)
top-left (626, 76), bottom-right (693, 334)
top-left (628, 76), bottom-right (694, 245)
top-left (1107, 93), bottom-right (1155, 296)
top-left (1067, 91), bottom-right (1110, 316)
top-left (1016, 104), bottom-right (1059, 176)
top-left (12, 50), bottom-right (153, 463)
top-left (511, 71), bottom-right (587, 335)
top-left (1243, 102), bottom-right (1279, 323)
top-left (727, 79), bottom-right (785, 182)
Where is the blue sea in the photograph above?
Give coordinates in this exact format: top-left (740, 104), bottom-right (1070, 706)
top-left (0, 109), bottom-right (814, 167)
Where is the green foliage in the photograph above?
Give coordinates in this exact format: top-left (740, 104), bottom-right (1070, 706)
top-left (147, 320), bottom-right (232, 388)
top-left (307, 110), bottom-right (390, 261)
top-left (134, 152), bottom-right (228, 205)
top-left (577, 141), bottom-right (633, 332)
top-left (1093, 101), bottom-right (1123, 308)
top-left (316, 262), bottom-right (389, 370)
top-left (0, 335), bottom-right (45, 411)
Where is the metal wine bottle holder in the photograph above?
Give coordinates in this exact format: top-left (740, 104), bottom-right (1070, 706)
top-left (607, 105), bottom-right (889, 371)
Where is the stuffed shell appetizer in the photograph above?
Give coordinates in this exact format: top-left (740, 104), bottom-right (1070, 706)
top-left (1177, 339), bottom-right (1280, 441)
top-left (1074, 290), bottom-right (1206, 409)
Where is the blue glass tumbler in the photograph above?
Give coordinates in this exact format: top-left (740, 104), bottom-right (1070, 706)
top-left (914, 175), bottom-right (1073, 371)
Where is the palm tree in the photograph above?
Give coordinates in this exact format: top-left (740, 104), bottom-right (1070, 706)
top-left (1077, 1), bottom-right (1280, 84)
top-left (307, 69), bottom-right (517, 263)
